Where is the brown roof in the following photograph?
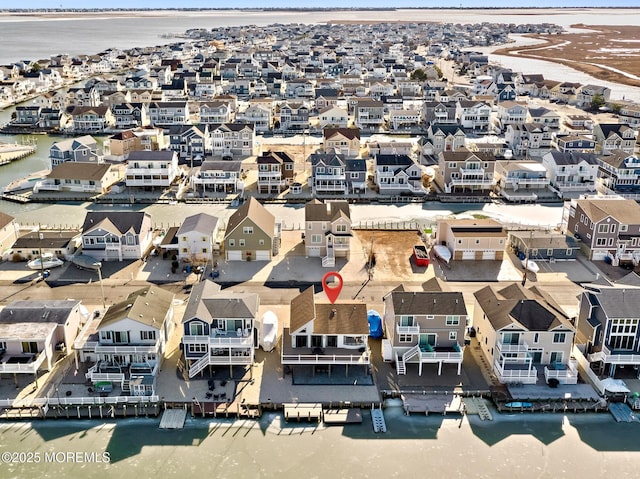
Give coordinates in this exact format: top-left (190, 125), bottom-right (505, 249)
top-left (313, 303), bottom-right (368, 335)
top-left (99, 285), bottom-right (174, 329)
top-left (576, 198), bottom-right (640, 225)
top-left (225, 197), bottom-right (275, 238)
top-left (304, 199), bottom-right (351, 222)
top-left (323, 127), bottom-right (360, 141)
top-left (289, 287), bottom-right (315, 332)
top-left (48, 161), bottom-right (111, 180)
top-left (0, 212), bottom-right (15, 230)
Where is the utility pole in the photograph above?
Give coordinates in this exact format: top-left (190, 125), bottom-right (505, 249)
top-left (38, 223), bottom-right (44, 279)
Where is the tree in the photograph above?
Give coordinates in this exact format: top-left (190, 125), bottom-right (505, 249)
top-left (410, 68), bottom-right (428, 82)
top-left (610, 103), bottom-right (622, 115)
top-left (30, 63), bottom-right (41, 73)
top-left (433, 65), bottom-right (443, 79)
top-left (590, 93), bottom-right (605, 112)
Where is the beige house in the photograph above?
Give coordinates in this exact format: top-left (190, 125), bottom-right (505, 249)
top-left (473, 283), bottom-right (578, 385)
top-left (35, 162), bottom-right (124, 194)
top-left (436, 218), bottom-right (506, 261)
top-left (0, 212), bottom-right (19, 259)
top-left (304, 199), bottom-right (351, 267)
top-left (224, 197), bottom-right (280, 261)
top-left (177, 213), bottom-right (219, 262)
top-left (323, 127), bottom-right (361, 157)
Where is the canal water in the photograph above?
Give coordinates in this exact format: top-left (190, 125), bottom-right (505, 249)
top-left (2, 410), bottom-right (640, 478)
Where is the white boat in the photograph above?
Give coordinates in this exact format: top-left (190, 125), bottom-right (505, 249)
top-left (27, 253), bottom-right (64, 270)
top-left (522, 259), bottom-right (539, 274)
top-left (433, 245), bottom-right (451, 264)
top-left (258, 310), bottom-right (278, 352)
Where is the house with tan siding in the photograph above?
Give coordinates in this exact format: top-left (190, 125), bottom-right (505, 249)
top-left (436, 219), bottom-right (506, 261)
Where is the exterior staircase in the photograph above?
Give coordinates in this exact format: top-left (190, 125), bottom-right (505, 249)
top-left (188, 354), bottom-right (211, 379)
top-left (395, 353), bottom-right (406, 375)
top-left (322, 245), bottom-right (335, 267)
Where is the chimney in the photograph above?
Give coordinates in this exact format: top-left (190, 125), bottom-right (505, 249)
top-left (326, 202), bottom-right (331, 215)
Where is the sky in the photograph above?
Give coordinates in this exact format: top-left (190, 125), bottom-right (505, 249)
top-left (3, 1), bottom-right (640, 9)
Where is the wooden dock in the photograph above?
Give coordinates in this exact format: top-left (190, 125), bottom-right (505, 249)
top-left (323, 408), bottom-right (362, 425)
top-left (283, 403), bottom-right (323, 422)
top-left (159, 408), bottom-right (187, 429)
top-left (401, 393), bottom-right (464, 415)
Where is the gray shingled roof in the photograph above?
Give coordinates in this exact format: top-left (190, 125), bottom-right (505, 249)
top-left (182, 279), bottom-right (257, 323)
top-left (387, 291), bottom-right (467, 316)
top-left (177, 213), bottom-right (218, 236)
top-left (100, 285), bottom-right (174, 329)
top-left (0, 300), bottom-right (80, 325)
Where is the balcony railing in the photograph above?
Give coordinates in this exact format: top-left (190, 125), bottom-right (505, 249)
top-left (0, 352), bottom-right (47, 374)
top-left (396, 323), bottom-right (420, 335)
top-left (282, 349), bottom-right (370, 365)
top-left (450, 178), bottom-right (493, 186)
top-left (496, 339), bottom-right (531, 354)
top-left (94, 340), bottom-right (160, 355)
top-left (544, 361), bottom-right (579, 385)
top-left (506, 177), bottom-right (549, 185)
top-left (182, 334), bottom-right (253, 347)
top-left (597, 344), bottom-right (640, 365)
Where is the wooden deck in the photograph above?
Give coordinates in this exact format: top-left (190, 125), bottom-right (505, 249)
top-left (283, 403), bottom-right (323, 422)
top-left (323, 408), bottom-right (362, 425)
top-left (401, 393), bottom-right (464, 415)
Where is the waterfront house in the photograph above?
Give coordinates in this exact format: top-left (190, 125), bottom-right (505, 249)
top-left (223, 197), bottom-right (280, 261)
top-left (125, 150), bottom-right (179, 188)
top-left (0, 299), bottom-right (85, 376)
top-left (14, 105), bottom-right (41, 126)
top-left (383, 285), bottom-right (466, 376)
top-left (281, 287), bottom-right (370, 380)
top-left (110, 102), bottom-right (149, 129)
top-left (68, 106), bottom-right (115, 133)
top-left (508, 230), bottom-right (579, 262)
top-left (436, 218), bottom-right (506, 261)
top-left (576, 283), bottom-right (640, 380)
top-left (374, 154), bottom-right (426, 195)
top-left (148, 101), bottom-right (190, 126)
top-left (191, 160), bottom-right (243, 195)
top-left (168, 124), bottom-right (209, 162)
top-left (176, 213), bottom-right (219, 263)
top-left (0, 213), bottom-right (19, 259)
top-left (309, 150), bottom-right (347, 196)
top-left (80, 211), bottom-right (153, 262)
top-left (354, 98), bottom-right (385, 130)
top-left (420, 124), bottom-right (466, 156)
top-left (210, 123), bottom-right (255, 158)
top-left (279, 101), bottom-right (310, 132)
top-left (317, 105), bottom-right (349, 129)
top-left (595, 150), bottom-right (640, 196)
top-left (9, 229), bottom-right (79, 261)
top-left (199, 101), bottom-right (233, 124)
top-left (181, 280), bottom-right (258, 378)
top-left (473, 283), bottom-right (578, 385)
top-left (79, 285), bottom-right (175, 396)
top-left (388, 109), bottom-right (421, 130)
top-left (35, 162), bottom-right (124, 195)
top-left (436, 149), bottom-right (496, 194)
top-left (322, 127), bottom-right (361, 157)
top-left (304, 199), bottom-right (351, 267)
top-left (256, 151), bottom-right (294, 194)
top-left (593, 123), bottom-right (638, 156)
top-left (367, 140), bottom-right (413, 157)
top-left (493, 159), bottom-right (552, 202)
top-left (541, 151), bottom-right (598, 199)
top-left (49, 135), bottom-right (101, 169)
top-left (565, 198), bottom-right (640, 262)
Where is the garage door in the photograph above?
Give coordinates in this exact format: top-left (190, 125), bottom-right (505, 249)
top-left (255, 250), bottom-right (271, 261)
top-left (591, 250), bottom-right (608, 261)
top-left (307, 246), bottom-right (321, 257)
top-left (227, 250), bottom-right (242, 261)
top-left (482, 251), bottom-right (495, 260)
top-left (462, 250), bottom-right (475, 260)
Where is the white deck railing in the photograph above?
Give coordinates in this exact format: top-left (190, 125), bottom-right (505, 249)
top-left (182, 334), bottom-right (253, 347)
top-left (282, 351), bottom-right (370, 365)
top-left (0, 353), bottom-right (46, 374)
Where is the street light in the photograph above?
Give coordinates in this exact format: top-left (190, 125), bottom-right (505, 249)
top-left (94, 262), bottom-right (106, 309)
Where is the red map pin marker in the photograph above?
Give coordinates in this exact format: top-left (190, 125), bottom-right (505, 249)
top-left (322, 271), bottom-right (343, 304)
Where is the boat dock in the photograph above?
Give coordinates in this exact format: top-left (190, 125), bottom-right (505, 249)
top-left (463, 397), bottom-right (493, 421)
top-left (0, 142), bottom-right (36, 166)
top-left (609, 403), bottom-right (638, 423)
top-left (401, 393), bottom-right (464, 415)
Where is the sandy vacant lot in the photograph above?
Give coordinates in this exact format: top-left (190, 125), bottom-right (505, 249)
top-left (495, 25), bottom-right (640, 89)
